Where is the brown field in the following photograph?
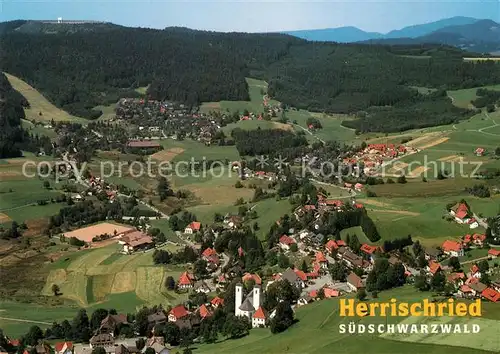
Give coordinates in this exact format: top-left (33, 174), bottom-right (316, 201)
top-left (110, 271), bottom-right (136, 293)
top-left (272, 122), bottom-right (293, 131)
top-left (418, 137), bottom-right (449, 150)
top-left (368, 209), bottom-right (420, 216)
top-left (387, 161), bottom-right (408, 174)
top-left (357, 199), bottom-right (398, 209)
top-left (186, 185), bottom-right (253, 205)
top-left (0, 213), bottom-right (11, 223)
top-left (62, 222), bottom-right (135, 242)
top-left (408, 166), bottom-right (430, 177)
top-left (404, 132), bottom-right (450, 150)
top-left (23, 218), bottom-right (50, 237)
top-left (151, 148), bottom-right (185, 162)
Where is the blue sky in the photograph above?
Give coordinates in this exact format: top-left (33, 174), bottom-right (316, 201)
top-left (2, 0), bottom-right (499, 33)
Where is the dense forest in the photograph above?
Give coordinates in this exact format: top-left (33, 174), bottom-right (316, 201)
top-left (1, 21), bottom-right (500, 130)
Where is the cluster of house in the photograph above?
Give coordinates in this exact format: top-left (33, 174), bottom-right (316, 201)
top-left (422, 237), bottom-right (500, 303)
top-left (448, 202), bottom-right (479, 229)
top-left (342, 143), bottom-right (416, 175)
top-left (0, 340), bottom-right (74, 354)
top-left (293, 196), bottom-right (365, 225)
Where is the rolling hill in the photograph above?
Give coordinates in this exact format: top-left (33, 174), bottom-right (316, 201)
top-left (284, 16), bottom-right (479, 43)
top-left (361, 19), bottom-right (500, 53)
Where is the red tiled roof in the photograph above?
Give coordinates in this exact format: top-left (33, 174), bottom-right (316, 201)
top-left (211, 296), bottom-right (224, 307)
top-left (460, 284), bottom-right (473, 293)
top-left (304, 205), bottom-right (316, 210)
top-left (202, 248), bottom-right (217, 258)
top-left (463, 234), bottom-right (472, 243)
top-left (8, 340), bottom-right (20, 347)
top-left (242, 273), bottom-right (262, 285)
top-left (354, 203), bottom-right (364, 209)
top-left (473, 233), bottom-right (486, 242)
top-left (428, 261), bottom-right (441, 275)
top-left (279, 235), bottom-right (296, 245)
top-left (294, 269), bottom-right (307, 281)
top-left (347, 272), bottom-right (364, 288)
top-left (488, 249), bottom-right (500, 256)
top-left (336, 240), bottom-right (346, 247)
top-left (360, 244), bottom-right (377, 255)
top-left (238, 247), bottom-right (245, 257)
top-left (178, 271), bottom-right (193, 285)
top-left (316, 252), bottom-right (327, 263)
top-left (325, 199), bottom-right (344, 207)
top-left (198, 304), bottom-right (212, 318)
top-left (253, 307), bottom-right (266, 319)
top-left (187, 222), bottom-right (201, 231)
top-left (325, 240), bottom-right (338, 252)
top-left (169, 305), bottom-right (189, 319)
top-left (54, 342), bottom-right (73, 352)
top-left (442, 240), bottom-right (462, 252)
top-left (354, 183), bottom-right (363, 189)
top-left (482, 288), bottom-right (500, 302)
top-left (324, 288), bottom-right (339, 298)
top-left (309, 290), bottom-right (318, 298)
top-left (471, 264), bottom-right (480, 274)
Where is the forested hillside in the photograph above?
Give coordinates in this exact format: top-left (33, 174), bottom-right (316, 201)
top-left (0, 73), bottom-right (51, 157)
top-left (1, 21), bottom-right (500, 131)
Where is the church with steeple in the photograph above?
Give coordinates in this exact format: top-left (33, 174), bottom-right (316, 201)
top-left (235, 283), bottom-right (267, 328)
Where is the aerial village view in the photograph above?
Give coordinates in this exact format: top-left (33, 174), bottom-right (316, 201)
top-left (1, 2), bottom-right (500, 354)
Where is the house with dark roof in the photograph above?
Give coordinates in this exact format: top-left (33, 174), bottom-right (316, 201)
top-left (99, 314), bottom-right (128, 334)
top-left (280, 268), bottom-right (305, 289)
top-left (147, 311), bottom-right (167, 326)
top-left (347, 272), bottom-right (364, 292)
top-left (89, 333), bottom-right (114, 348)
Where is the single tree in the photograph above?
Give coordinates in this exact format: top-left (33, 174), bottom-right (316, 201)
top-left (51, 284), bottom-right (60, 296)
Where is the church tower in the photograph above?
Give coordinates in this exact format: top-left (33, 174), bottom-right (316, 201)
top-left (235, 283), bottom-right (243, 316)
top-left (252, 285), bottom-right (261, 311)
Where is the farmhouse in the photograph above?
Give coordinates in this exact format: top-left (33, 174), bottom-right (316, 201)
top-left (168, 305), bottom-right (191, 329)
top-left (347, 272), bottom-right (364, 291)
top-left (279, 235), bottom-right (296, 250)
top-left (120, 231), bottom-right (154, 254)
top-left (177, 271), bottom-right (194, 289)
top-left (449, 202), bottom-right (470, 224)
top-left (148, 311), bottom-right (167, 326)
top-left (475, 147), bottom-right (485, 157)
top-left (482, 288), bottom-right (500, 302)
top-left (184, 221), bottom-right (201, 234)
top-left (99, 314), bottom-right (128, 334)
top-left (442, 240), bottom-right (464, 257)
top-left (89, 334), bottom-right (114, 348)
top-left (488, 249), bottom-right (500, 258)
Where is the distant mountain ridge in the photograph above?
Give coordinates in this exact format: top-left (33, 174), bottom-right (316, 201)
top-left (284, 16), bottom-right (500, 53)
top-left (361, 19), bottom-right (500, 54)
top-left (284, 16), bottom-right (479, 42)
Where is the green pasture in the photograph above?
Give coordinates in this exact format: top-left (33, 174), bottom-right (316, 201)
top-left (159, 139), bottom-right (240, 163)
top-left (200, 78), bottom-right (269, 114)
top-left (448, 84), bottom-right (500, 109)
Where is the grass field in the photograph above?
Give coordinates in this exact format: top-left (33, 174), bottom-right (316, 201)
top-left (200, 78), bottom-right (270, 114)
top-left (448, 85), bottom-right (500, 109)
top-left (41, 243), bottom-right (186, 311)
top-left (362, 195), bottom-right (496, 246)
top-left (21, 119), bottom-right (57, 139)
top-left (4, 72), bottom-right (87, 124)
top-left (159, 139), bottom-right (240, 163)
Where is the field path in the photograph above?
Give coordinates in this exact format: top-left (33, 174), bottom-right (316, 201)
top-left (0, 316), bottom-right (52, 325)
top-left (291, 123), bottom-right (325, 144)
